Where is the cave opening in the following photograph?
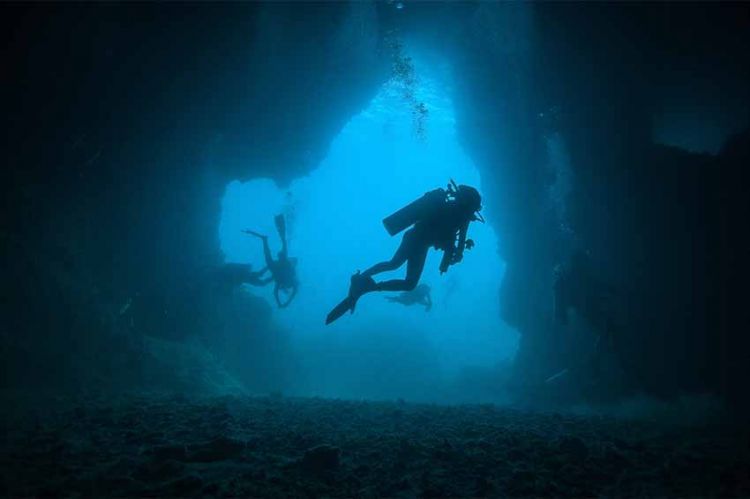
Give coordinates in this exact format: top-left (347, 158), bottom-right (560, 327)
top-left (218, 52), bottom-right (519, 402)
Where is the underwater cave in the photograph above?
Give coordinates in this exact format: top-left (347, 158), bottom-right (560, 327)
top-left (218, 52), bottom-right (517, 401)
top-left (2, 1), bottom-right (750, 497)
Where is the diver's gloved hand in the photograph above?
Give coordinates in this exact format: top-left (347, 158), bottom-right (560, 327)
top-left (464, 239), bottom-right (475, 250)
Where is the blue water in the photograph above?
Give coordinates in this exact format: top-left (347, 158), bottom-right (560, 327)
top-left (219, 56), bottom-right (518, 398)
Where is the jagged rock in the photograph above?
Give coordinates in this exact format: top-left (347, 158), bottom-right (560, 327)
top-left (162, 474), bottom-right (204, 496)
top-left (558, 436), bottom-right (589, 462)
top-left (133, 459), bottom-right (185, 482)
top-left (2, 394), bottom-right (748, 497)
top-left (188, 436), bottom-right (245, 462)
top-left (301, 444), bottom-right (341, 473)
top-left (145, 444), bottom-right (187, 461)
top-left (603, 446), bottom-right (630, 467)
top-left (506, 469), bottom-right (536, 495)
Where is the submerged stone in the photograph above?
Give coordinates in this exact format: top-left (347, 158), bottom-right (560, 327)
top-left (301, 444), bottom-right (341, 473)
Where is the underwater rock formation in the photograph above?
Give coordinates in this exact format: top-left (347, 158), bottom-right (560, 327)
top-left (443, 2), bottom-right (750, 413)
top-left (1, 2), bottom-right (388, 394)
top-left (1, 394), bottom-right (748, 497)
top-left (2, 1), bottom-right (749, 419)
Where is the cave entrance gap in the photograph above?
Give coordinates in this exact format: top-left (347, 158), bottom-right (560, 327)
top-left (219, 53), bottom-right (518, 380)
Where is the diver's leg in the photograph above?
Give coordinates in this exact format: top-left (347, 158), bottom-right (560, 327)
top-left (275, 214), bottom-right (288, 257)
top-left (362, 258), bottom-right (406, 278)
top-left (362, 232), bottom-right (412, 278)
top-left (376, 244), bottom-right (428, 292)
top-left (259, 236), bottom-right (274, 268)
top-left (350, 233), bottom-right (412, 300)
top-left (244, 230), bottom-right (275, 267)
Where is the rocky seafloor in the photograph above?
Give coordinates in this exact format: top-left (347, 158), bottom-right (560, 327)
top-left (1, 393), bottom-right (748, 497)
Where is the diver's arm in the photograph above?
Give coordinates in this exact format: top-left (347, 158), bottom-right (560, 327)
top-left (454, 221), bottom-right (469, 262)
top-left (261, 238), bottom-right (275, 268)
top-left (276, 284), bottom-right (298, 309)
top-left (243, 230), bottom-right (276, 267)
top-left (439, 249), bottom-right (453, 274)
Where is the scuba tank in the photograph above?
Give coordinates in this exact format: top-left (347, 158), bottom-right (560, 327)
top-left (382, 188), bottom-right (447, 236)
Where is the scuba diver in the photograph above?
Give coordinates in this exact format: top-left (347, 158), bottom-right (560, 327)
top-left (242, 214), bottom-right (299, 308)
top-left (385, 282), bottom-right (433, 312)
top-left (326, 180), bottom-right (483, 325)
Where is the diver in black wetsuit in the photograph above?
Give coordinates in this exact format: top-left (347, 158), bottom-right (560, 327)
top-left (243, 214), bottom-right (299, 308)
top-left (326, 181), bottom-right (483, 324)
top-left (386, 283), bottom-right (433, 311)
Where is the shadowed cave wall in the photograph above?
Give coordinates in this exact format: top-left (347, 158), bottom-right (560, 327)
top-left (445, 2), bottom-right (749, 412)
top-left (2, 2), bottom-right (748, 415)
top-left (2, 2), bottom-right (390, 393)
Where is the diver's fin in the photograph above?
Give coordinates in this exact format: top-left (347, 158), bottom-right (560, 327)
top-left (326, 297), bottom-right (354, 325)
top-left (274, 214), bottom-right (286, 243)
top-left (325, 272), bottom-right (376, 325)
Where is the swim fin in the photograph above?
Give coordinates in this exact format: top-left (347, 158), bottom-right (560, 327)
top-left (325, 296), bottom-right (354, 325)
top-left (325, 272), bottom-right (376, 325)
top-left (275, 214), bottom-right (286, 244)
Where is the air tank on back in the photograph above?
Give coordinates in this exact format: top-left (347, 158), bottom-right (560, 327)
top-left (382, 188), bottom-right (447, 236)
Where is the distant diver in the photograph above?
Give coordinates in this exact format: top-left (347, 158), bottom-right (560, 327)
top-left (386, 283), bottom-right (433, 312)
top-left (242, 214), bottom-right (299, 308)
top-left (326, 180), bottom-right (483, 325)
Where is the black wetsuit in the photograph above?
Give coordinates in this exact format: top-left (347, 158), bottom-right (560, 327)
top-left (362, 200), bottom-right (471, 292)
top-left (246, 215), bottom-right (299, 308)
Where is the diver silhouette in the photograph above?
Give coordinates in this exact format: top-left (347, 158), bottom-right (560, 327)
top-left (326, 180), bottom-right (483, 324)
top-left (386, 283), bottom-right (433, 312)
top-left (242, 214), bottom-right (299, 308)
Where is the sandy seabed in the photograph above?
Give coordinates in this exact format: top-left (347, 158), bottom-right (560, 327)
top-left (1, 393), bottom-right (748, 497)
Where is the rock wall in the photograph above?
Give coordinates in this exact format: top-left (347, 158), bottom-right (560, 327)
top-left (1, 2), bottom-right (388, 392)
top-left (444, 2), bottom-right (750, 413)
top-left (2, 2), bottom-right (748, 414)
